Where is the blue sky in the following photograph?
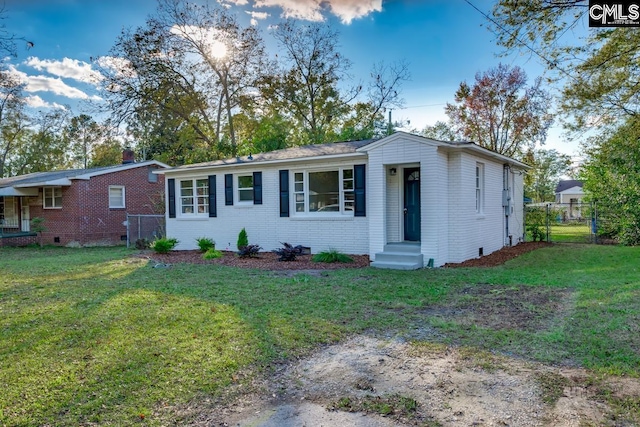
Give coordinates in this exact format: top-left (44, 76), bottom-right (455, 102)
top-left (3, 0), bottom-right (584, 156)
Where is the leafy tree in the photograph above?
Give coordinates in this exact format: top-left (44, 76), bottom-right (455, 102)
top-left (259, 20), bottom-right (357, 145)
top-left (445, 63), bottom-right (553, 158)
top-left (491, 1), bottom-right (640, 130)
top-left (581, 116), bottom-right (640, 245)
top-left (0, 70), bottom-right (28, 177)
top-left (99, 0), bottom-right (268, 160)
top-left (522, 149), bottom-right (571, 202)
top-left (89, 139), bottom-right (124, 167)
top-left (420, 120), bottom-right (459, 141)
top-left (65, 114), bottom-right (104, 169)
top-left (7, 110), bottom-right (71, 175)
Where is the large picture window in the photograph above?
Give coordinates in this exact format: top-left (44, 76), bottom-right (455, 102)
top-left (180, 178), bottom-right (209, 215)
top-left (43, 187), bottom-right (62, 209)
top-left (293, 168), bottom-right (354, 215)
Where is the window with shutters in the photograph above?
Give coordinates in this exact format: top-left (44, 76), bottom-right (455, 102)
top-left (179, 178), bottom-right (209, 216)
top-left (292, 167), bottom-right (354, 215)
top-left (237, 175), bottom-right (253, 203)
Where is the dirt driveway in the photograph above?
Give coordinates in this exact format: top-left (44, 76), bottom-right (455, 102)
top-left (193, 334), bottom-right (640, 426)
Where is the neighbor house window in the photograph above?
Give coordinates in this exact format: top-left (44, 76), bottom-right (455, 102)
top-left (476, 163), bottom-right (484, 214)
top-left (0, 197), bottom-right (18, 227)
top-left (293, 168), bottom-right (354, 214)
top-left (238, 175), bottom-right (253, 202)
top-left (179, 178), bottom-right (209, 215)
top-left (43, 187), bottom-right (62, 209)
top-left (109, 186), bottom-right (125, 208)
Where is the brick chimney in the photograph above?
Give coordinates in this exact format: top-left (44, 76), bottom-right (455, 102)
top-left (122, 149), bottom-right (135, 164)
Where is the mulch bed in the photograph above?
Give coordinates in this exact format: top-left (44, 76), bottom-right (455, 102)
top-left (137, 250), bottom-right (371, 271)
top-left (443, 241), bottom-right (553, 268)
top-left (135, 242), bottom-right (552, 271)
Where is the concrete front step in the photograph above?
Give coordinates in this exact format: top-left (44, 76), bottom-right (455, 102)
top-left (372, 243), bottom-right (424, 270)
top-left (370, 260), bottom-right (423, 270)
top-left (383, 242), bottom-right (421, 253)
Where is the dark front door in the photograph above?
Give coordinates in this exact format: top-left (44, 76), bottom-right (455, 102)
top-left (404, 168), bottom-right (421, 241)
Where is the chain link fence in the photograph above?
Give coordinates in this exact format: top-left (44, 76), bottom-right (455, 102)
top-left (525, 202), bottom-right (597, 243)
top-left (126, 214), bottom-right (165, 248)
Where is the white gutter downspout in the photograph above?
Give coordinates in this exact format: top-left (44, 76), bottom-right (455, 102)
top-left (503, 164), bottom-right (512, 246)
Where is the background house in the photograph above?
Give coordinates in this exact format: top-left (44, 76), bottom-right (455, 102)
top-left (555, 179), bottom-right (585, 219)
top-left (0, 155), bottom-right (168, 247)
top-left (160, 132), bottom-right (527, 268)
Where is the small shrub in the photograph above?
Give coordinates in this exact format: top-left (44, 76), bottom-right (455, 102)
top-left (312, 249), bottom-right (353, 263)
top-left (527, 225), bottom-right (546, 242)
top-left (202, 248), bottom-right (223, 259)
top-left (238, 244), bottom-right (261, 258)
top-left (135, 238), bottom-right (150, 250)
top-left (237, 228), bottom-right (249, 250)
top-left (196, 237), bottom-right (215, 252)
top-left (273, 242), bottom-right (305, 261)
top-left (151, 237), bottom-right (178, 254)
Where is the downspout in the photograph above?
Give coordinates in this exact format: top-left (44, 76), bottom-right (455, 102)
top-left (503, 164), bottom-right (511, 246)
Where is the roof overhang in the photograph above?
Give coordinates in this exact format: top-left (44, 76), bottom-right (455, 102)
top-left (0, 187), bottom-right (39, 196)
top-left (357, 131), bottom-right (531, 170)
top-left (15, 178), bottom-right (73, 187)
top-left (158, 152), bottom-right (367, 176)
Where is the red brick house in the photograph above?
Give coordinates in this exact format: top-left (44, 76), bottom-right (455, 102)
top-left (0, 158), bottom-right (168, 247)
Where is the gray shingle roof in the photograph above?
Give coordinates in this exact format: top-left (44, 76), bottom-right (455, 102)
top-left (174, 139), bottom-right (376, 170)
top-left (555, 179), bottom-right (583, 193)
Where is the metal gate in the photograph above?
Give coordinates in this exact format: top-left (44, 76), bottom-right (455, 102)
top-left (126, 214), bottom-right (165, 248)
top-left (525, 203), bottom-right (598, 243)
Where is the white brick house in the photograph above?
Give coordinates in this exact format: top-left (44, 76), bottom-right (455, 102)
top-left (160, 132), bottom-right (528, 269)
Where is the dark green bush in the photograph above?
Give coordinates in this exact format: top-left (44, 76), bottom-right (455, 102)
top-left (135, 238), bottom-right (150, 250)
top-left (237, 228), bottom-right (249, 250)
top-left (312, 249), bottom-right (353, 263)
top-left (151, 237), bottom-right (179, 254)
top-left (196, 237), bottom-right (215, 252)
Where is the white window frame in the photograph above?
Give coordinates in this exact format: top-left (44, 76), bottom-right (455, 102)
top-left (476, 163), bottom-right (484, 214)
top-left (43, 187), bottom-right (62, 209)
top-left (109, 185), bottom-right (126, 209)
top-left (292, 167), bottom-right (355, 216)
top-left (237, 174), bottom-right (254, 204)
top-left (178, 178), bottom-right (209, 217)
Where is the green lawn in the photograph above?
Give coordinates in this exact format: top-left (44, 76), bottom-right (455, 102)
top-left (1, 244), bottom-right (639, 426)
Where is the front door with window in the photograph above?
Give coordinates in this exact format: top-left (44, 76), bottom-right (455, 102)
top-left (404, 168), bottom-right (421, 241)
top-left (21, 204), bottom-right (30, 232)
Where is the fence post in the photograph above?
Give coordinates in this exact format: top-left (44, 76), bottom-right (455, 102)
top-left (546, 204), bottom-right (551, 243)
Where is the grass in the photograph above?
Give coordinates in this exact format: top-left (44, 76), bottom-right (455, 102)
top-left (1, 244), bottom-right (640, 425)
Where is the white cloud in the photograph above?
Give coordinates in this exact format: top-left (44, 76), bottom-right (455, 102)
top-left (246, 10), bottom-right (270, 26)
top-left (253, 0), bottom-right (381, 24)
top-left (24, 57), bottom-right (103, 85)
top-left (24, 95), bottom-right (66, 110)
top-left (8, 65), bottom-right (101, 100)
top-left (254, 0), bottom-right (324, 22)
top-left (218, 0), bottom-right (249, 7)
top-left (328, 0), bottom-right (382, 24)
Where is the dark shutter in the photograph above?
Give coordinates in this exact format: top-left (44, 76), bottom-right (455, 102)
top-left (279, 170), bottom-right (289, 217)
top-left (208, 175), bottom-right (216, 217)
top-left (225, 173), bottom-right (233, 206)
top-left (168, 178), bottom-right (176, 218)
top-left (253, 171), bottom-right (262, 205)
top-left (354, 164), bottom-right (366, 217)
